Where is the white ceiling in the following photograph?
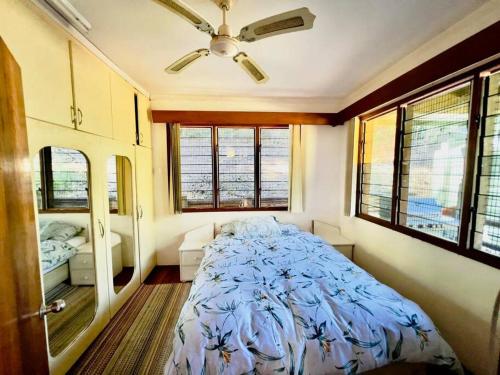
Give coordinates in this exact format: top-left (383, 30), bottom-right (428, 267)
top-left (69, 0), bottom-right (485, 104)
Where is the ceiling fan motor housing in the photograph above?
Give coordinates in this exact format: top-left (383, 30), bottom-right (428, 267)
top-left (210, 34), bottom-right (239, 57)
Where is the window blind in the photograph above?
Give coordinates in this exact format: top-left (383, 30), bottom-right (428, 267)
top-left (399, 83), bottom-right (471, 242)
top-left (107, 156), bottom-right (118, 211)
top-left (473, 71), bottom-right (500, 257)
top-left (260, 128), bottom-right (289, 208)
top-left (359, 110), bottom-right (397, 221)
top-left (179, 127), bottom-right (214, 209)
top-left (217, 127), bottom-right (256, 208)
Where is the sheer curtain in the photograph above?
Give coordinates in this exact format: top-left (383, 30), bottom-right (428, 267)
top-left (288, 124), bottom-right (303, 213)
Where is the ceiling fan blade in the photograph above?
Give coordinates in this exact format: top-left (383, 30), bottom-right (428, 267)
top-left (237, 7), bottom-right (316, 43)
top-left (165, 49), bottom-right (210, 74)
top-left (233, 52), bottom-right (269, 84)
top-left (153, 0), bottom-right (215, 36)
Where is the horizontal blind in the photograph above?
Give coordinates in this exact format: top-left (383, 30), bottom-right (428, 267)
top-left (218, 127), bottom-right (256, 208)
top-left (399, 83), bottom-right (471, 242)
top-left (473, 71), bottom-right (500, 257)
top-left (179, 127), bottom-right (214, 208)
top-left (359, 110), bottom-right (397, 221)
top-left (107, 156), bottom-right (118, 211)
top-left (260, 128), bottom-right (289, 208)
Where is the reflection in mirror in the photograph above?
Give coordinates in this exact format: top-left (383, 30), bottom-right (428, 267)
top-left (107, 155), bottom-right (135, 293)
top-left (33, 146), bottom-right (96, 356)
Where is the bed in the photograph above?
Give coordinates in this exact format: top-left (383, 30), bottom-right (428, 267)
top-left (166, 218), bottom-right (462, 374)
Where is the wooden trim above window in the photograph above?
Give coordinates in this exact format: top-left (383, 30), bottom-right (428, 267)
top-left (152, 110), bottom-right (338, 126)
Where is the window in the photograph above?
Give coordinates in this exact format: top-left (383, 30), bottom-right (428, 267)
top-left (399, 83), bottom-right (471, 243)
top-left (180, 127), bottom-right (214, 209)
top-left (179, 125), bottom-right (289, 211)
top-left (359, 110), bottom-right (397, 221)
top-left (34, 146), bottom-right (89, 211)
top-left (356, 62), bottom-right (500, 268)
top-left (107, 156), bottom-right (118, 212)
top-left (473, 70), bottom-right (500, 257)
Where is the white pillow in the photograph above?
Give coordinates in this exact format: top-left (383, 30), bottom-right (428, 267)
top-left (65, 236), bottom-right (87, 248)
top-left (223, 216), bottom-right (281, 238)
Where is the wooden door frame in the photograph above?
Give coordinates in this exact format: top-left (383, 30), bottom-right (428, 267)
top-left (0, 37), bottom-right (49, 374)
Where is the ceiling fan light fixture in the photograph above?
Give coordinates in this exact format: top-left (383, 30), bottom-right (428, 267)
top-left (210, 36), bottom-right (239, 57)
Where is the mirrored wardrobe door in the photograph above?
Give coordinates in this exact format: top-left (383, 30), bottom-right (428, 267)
top-left (106, 155), bottom-right (135, 294)
top-left (33, 146), bottom-right (97, 357)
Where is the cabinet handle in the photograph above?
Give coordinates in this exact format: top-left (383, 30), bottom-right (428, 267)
top-left (137, 205), bottom-right (144, 219)
top-left (98, 219), bottom-right (105, 238)
top-left (140, 132), bottom-right (144, 144)
top-left (77, 108), bottom-right (83, 126)
top-left (70, 106), bottom-right (77, 126)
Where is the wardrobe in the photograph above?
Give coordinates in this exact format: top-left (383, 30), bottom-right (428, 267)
top-left (0, 0), bottom-right (155, 373)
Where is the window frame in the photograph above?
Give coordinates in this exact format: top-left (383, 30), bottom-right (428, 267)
top-left (355, 58), bottom-right (500, 269)
top-left (36, 147), bottom-right (91, 214)
top-left (179, 124), bottom-right (289, 213)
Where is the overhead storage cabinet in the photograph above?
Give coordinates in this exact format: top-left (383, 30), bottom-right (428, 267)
top-left (110, 72), bottom-right (136, 144)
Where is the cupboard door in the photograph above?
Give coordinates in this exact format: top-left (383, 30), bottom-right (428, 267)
top-left (0, 0), bottom-right (74, 128)
top-left (70, 41), bottom-right (113, 138)
top-left (135, 147), bottom-right (156, 281)
top-left (110, 72), bottom-right (136, 144)
top-left (137, 93), bottom-right (152, 148)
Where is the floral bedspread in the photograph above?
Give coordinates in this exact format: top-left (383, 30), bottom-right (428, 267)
top-left (166, 226), bottom-right (462, 374)
top-left (40, 239), bottom-right (77, 273)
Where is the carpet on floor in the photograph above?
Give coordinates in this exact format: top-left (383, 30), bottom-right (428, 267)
top-left (46, 283), bottom-right (95, 356)
top-left (69, 282), bottom-right (191, 375)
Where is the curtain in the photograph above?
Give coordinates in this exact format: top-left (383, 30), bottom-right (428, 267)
top-left (116, 156), bottom-right (132, 216)
top-left (288, 124), bottom-right (303, 213)
top-left (167, 123), bottom-right (183, 214)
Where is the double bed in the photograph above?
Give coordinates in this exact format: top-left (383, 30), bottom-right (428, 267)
top-left (166, 218), bottom-right (462, 374)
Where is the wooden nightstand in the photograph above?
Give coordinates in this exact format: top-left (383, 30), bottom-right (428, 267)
top-left (69, 242), bottom-right (95, 285)
top-left (312, 220), bottom-right (355, 261)
top-left (179, 223), bottom-right (214, 282)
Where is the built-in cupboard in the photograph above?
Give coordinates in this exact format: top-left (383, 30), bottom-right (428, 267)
top-left (1, 0), bottom-right (156, 373)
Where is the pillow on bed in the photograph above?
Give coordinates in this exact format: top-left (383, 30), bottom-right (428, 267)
top-left (222, 216), bottom-right (281, 238)
top-left (280, 223), bottom-right (301, 235)
top-left (40, 221), bottom-right (83, 241)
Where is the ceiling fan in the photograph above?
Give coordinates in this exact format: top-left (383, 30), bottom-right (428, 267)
top-left (153, 0), bottom-right (316, 84)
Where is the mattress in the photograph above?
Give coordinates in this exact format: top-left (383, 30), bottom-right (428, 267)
top-left (166, 225), bottom-right (462, 374)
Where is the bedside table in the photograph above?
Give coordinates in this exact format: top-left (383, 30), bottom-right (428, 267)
top-left (69, 242), bottom-right (95, 285)
top-left (312, 220), bottom-right (355, 261)
top-left (179, 223), bottom-right (214, 282)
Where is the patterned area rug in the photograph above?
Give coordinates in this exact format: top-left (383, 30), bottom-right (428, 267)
top-left (45, 283), bottom-right (95, 356)
top-left (69, 283), bottom-right (191, 375)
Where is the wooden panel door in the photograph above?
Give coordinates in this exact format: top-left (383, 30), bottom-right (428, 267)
top-left (137, 93), bottom-right (152, 148)
top-left (70, 41), bottom-right (113, 138)
top-left (0, 37), bottom-right (49, 375)
top-left (135, 146), bottom-right (156, 281)
top-left (110, 72), bottom-right (136, 144)
top-left (0, 0), bottom-right (74, 128)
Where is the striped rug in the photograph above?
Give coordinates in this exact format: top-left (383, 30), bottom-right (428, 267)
top-left (69, 282), bottom-right (191, 375)
top-left (46, 284), bottom-right (95, 356)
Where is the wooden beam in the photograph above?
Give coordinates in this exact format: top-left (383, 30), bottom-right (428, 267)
top-left (152, 110), bottom-right (338, 126)
top-left (337, 20), bottom-right (500, 123)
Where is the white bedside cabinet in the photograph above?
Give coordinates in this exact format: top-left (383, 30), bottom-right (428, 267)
top-left (69, 242), bottom-right (95, 285)
top-left (179, 224), bottom-right (214, 282)
top-left (312, 220), bottom-right (355, 261)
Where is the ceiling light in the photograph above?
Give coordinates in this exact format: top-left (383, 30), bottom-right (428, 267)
top-left (44, 0), bottom-right (92, 33)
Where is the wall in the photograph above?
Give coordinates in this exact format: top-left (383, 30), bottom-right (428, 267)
top-left (152, 123), bottom-right (343, 265)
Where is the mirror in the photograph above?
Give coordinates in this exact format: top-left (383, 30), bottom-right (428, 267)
top-left (106, 155), bottom-right (135, 293)
top-left (33, 146), bottom-right (96, 356)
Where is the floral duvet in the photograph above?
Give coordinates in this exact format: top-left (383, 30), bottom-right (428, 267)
top-left (166, 226), bottom-right (462, 374)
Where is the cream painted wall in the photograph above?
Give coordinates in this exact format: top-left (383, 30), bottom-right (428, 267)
top-left (152, 123), bottom-right (343, 265)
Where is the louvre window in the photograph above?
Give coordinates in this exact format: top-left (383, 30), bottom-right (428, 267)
top-left (180, 127), bottom-right (214, 209)
top-left (473, 70), bottom-right (500, 257)
top-left (34, 146), bottom-right (89, 211)
top-left (218, 127), bottom-right (256, 208)
top-left (359, 110), bottom-right (397, 221)
top-left (260, 128), bottom-right (290, 208)
top-left (356, 63), bottom-right (500, 268)
top-left (178, 125), bottom-right (289, 211)
top-left (107, 156), bottom-right (118, 211)
top-left (399, 83), bottom-right (471, 242)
